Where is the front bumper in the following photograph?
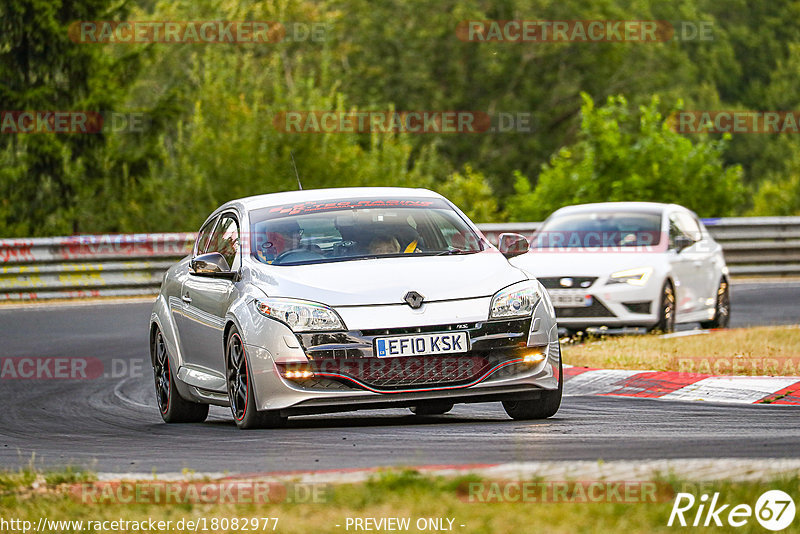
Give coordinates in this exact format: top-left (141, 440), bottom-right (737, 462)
top-left (540, 276), bottom-right (661, 329)
top-left (275, 384), bottom-right (547, 417)
top-left (244, 299), bottom-right (560, 412)
top-left (287, 318), bottom-right (535, 392)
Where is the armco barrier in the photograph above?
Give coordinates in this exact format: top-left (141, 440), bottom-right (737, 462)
top-left (0, 234), bottom-right (194, 301)
top-left (1, 218), bottom-right (799, 301)
top-left (481, 217), bottom-right (800, 277)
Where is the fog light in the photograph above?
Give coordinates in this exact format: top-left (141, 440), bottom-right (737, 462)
top-left (280, 365), bottom-right (314, 379)
top-left (523, 348), bottom-right (547, 364)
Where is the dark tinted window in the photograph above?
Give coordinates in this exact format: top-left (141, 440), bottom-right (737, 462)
top-left (195, 216), bottom-right (218, 256)
top-left (249, 197), bottom-right (483, 265)
top-left (534, 211), bottom-right (663, 248)
top-left (207, 215), bottom-right (240, 270)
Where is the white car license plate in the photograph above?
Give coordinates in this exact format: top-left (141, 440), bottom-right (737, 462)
top-left (550, 291), bottom-right (592, 308)
top-left (374, 332), bottom-right (470, 358)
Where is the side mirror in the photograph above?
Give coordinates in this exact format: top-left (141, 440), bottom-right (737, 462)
top-left (190, 252), bottom-right (235, 279)
top-left (498, 233), bottom-right (529, 258)
top-left (673, 235), bottom-right (694, 253)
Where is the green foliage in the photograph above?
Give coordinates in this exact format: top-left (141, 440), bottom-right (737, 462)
top-left (507, 93), bottom-right (745, 220)
top-left (433, 165), bottom-right (502, 223)
top-left (130, 42), bottom-right (448, 231)
top-left (3, 0), bottom-right (800, 236)
top-left (750, 154), bottom-right (800, 216)
top-left (0, 0), bottom-right (172, 235)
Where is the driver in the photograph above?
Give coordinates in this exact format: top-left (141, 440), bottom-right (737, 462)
top-left (368, 233), bottom-right (401, 255)
top-left (259, 220), bottom-right (303, 264)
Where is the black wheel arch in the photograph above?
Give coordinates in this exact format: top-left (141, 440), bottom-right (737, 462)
top-left (223, 320), bottom-right (239, 347)
top-left (149, 322), bottom-right (160, 367)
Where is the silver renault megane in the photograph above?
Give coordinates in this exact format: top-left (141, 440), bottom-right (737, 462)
top-left (149, 187), bottom-right (561, 429)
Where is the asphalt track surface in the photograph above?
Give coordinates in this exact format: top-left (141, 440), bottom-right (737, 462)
top-left (0, 281), bottom-right (798, 473)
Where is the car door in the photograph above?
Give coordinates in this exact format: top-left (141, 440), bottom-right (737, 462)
top-left (170, 215), bottom-right (217, 363)
top-left (674, 211), bottom-right (716, 312)
top-left (667, 212), bottom-right (697, 315)
top-left (175, 213), bottom-right (241, 378)
top-left (692, 214), bottom-right (724, 310)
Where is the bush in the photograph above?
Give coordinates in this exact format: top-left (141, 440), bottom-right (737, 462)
top-left (507, 93), bottom-right (745, 221)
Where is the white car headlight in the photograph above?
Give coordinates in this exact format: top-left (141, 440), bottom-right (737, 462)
top-left (607, 267), bottom-right (654, 286)
top-left (254, 298), bottom-right (345, 332)
top-left (490, 281), bottom-right (542, 319)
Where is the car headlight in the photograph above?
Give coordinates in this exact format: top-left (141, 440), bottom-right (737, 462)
top-left (254, 298), bottom-right (345, 332)
top-left (607, 267), bottom-right (653, 286)
top-left (490, 281), bottom-right (542, 319)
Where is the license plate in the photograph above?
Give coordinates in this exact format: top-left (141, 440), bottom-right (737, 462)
top-left (374, 332), bottom-right (470, 358)
top-left (550, 291), bottom-right (592, 308)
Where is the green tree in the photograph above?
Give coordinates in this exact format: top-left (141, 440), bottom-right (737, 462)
top-left (0, 0), bottom-right (158, 236)
top-left (507, 93), bottom-right (745, 221)
top-left (119, 4), bottom-right (453, 231)
top-left (8, 0), bottom-right (800, 236)
top-left (750, 152), bottom-right (800, 216)
top-left (434, 165), bottom-right (501, 222)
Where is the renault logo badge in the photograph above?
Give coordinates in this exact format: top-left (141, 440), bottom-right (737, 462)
top-left (404, 291), bottom-right (425, 309)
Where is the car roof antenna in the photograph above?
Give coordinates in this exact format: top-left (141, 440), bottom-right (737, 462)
top-left (290, 150), bottom-right (303, 190)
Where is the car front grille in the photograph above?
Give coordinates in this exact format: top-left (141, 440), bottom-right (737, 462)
top-left (360, 322), bottom-right (482, 337)
top-left (289, 319), bottom-right (535, 391)
top-left (555, 298), bottom-right (615, 317)
top-left (293, 352), bottom-right (529, 391)
top-left (310, 355), bottom-right (489, 389)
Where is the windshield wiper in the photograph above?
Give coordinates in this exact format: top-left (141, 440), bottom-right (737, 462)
top-left (435, 248), bottom-right (476, 256)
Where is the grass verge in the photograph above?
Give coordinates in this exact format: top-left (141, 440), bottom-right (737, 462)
top-left (2, 468), bottom-right (800, 533)
top-left (563, 326), bottom-right (800, 375)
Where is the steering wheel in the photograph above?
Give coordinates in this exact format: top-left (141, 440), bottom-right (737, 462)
top-left (273, 248), bottom-right (325, 264)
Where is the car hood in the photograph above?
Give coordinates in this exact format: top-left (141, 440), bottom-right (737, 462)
top-left (510, 250), bottom-right (667, 278)
top-left (248, 251), bottom-right (527, 306)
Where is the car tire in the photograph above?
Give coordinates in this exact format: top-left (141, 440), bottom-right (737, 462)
top-left (410, 402), bottom-right (454, 415)
top-left (700, 278), bottom-right (730, 329)
top-left (502, 348), bottom-right (562, 420)
top-left (226, 326), bottom-right (287, 430)
top-left (152, 327), bottom-right (209, 424)
top-left (650, 280), bottom-right (676, 333)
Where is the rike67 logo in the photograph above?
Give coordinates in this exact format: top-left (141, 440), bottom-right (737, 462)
top-left (668, 490), bottom-right (796, 530)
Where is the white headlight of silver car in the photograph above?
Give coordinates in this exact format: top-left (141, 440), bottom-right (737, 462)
top-left (254, 298), bottom-right (345, 332)
top-left (490, 281), bottom-right (542, 319)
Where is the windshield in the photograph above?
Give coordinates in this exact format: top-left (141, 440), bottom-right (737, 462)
top-left (249, 197), bottom-right (484, 265)
top-left (534, 211), bottom-right (663, 249)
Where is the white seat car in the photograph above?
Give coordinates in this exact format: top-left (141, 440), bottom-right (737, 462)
top-left (509, 202), bottom-right (730, 333)
top-left (150, 187), bottom-right (562, 429)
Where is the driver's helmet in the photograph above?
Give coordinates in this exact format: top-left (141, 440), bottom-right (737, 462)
top-left (259, 219), bottom-right (302, 263)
